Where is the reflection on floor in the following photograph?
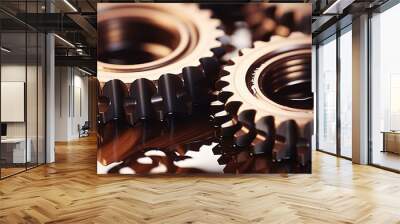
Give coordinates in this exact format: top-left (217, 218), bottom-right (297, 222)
top-left (0, 162), bottom-right (41, 178)
top-left (0, 167), bottom-right (25, 177)
top-left (98, 111), bottom-right (312, 174)
top-left (373, 151), bottom-right (400, 171)
top-left (0, 136), bottom-right (400, 223)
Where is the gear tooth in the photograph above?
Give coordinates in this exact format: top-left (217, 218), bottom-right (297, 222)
top-left (210, 18), bottom-right (222, 27)
top-left (216, 29), bottom-right (225, 36)
top-left (238, 109), bottom-right (256, 126)
top-left (254, 113), bottom-right (265, 124)
top-left (237, 103), bottom-right (253, 115)
top-left (209, 40), bottom-right (222, 52)
top-left (270, 35), bottom-right (284, 42)
top-left (224, 96), bottom-right (234, 105)
top-left (229, 95), bottom-right (242, 104)
top-left (223, 66), bottom-right (234, 74)
top-left (215, 80), bottom-right (229, 89)
top-left (220, 120), bottom-right (241, 138)
top-left (210, 100), bottom-right (225, 114)
top-left (230, 55), bottom-right (241, 64)
top-left (253, 41), bottom-right (267, 48)
top-left (274, 117), bottom-right (285, 128)
top-left (212, 110), bottom-right (231, 126)
top-left (289, 32), bottom-right (305, 39)
top-left (185, 3), bottom-right (200, 11)
top-left (201, 49), bottom-right (215, 59)
top-left (219, 70), bottom-right (230, 77)
top-left (220, 72), bottom-right (233, 82)
top-left (218, 91), bottom-right (233, 103)
top-left (214, 30), bottom-right (225, 42)
top-left (221, 84), bottom-right (234, 93)
top-left (220, 77), bottom-right (229, 84)
top-left (221, 120), bottom-right (235, 128)
top-left (210, 100), bottom-right (224, 107)
top-left (239, 47), bottom-right (252, 55)
top-left (214, 110), bottom-right (229, 118)
top-left (200, 9), bottom-right (213, 19)
top-left (225, 101), bottom-right (242, 115)
top-left (233, 125), bottom-right (256, 147)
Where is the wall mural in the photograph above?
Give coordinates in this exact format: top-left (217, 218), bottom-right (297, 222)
top-left (96, 3), bottom-right (313, 175)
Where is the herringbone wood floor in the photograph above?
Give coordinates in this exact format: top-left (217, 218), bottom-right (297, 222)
top-left (0, 136), bottom-right (400, 224)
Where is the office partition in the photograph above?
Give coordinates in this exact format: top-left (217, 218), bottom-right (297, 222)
top-left (0, 0), bottom-right (46, 179)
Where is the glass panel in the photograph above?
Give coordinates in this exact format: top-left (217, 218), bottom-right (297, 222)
top-left (0, 1), bottom-right (46, 178)
top-left (371, 4), bottom-right (400, 171)
top-left (317, 35), bottom-right (337, 154)
top-left (26, 1), bottom-right (38, 168)
top-left (1, 28), bottom-right (27, 177)
top-left (27, 30), bottom-right (38, 169)
top-left (26, 0), bottom-right (39, 169)
top-left (38, 32), bottom-right (45, 165)
top-left (339, 27), bottom-right (352, 158)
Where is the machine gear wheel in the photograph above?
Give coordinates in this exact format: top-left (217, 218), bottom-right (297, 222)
top-left (97, 3), bottom-right (224, 83)
top-left (212, 33), bottom-right (313, 165)
top-left (243, 3), bottom-right (311, 40)
top-left (96, 3), bottom-right (225, 124)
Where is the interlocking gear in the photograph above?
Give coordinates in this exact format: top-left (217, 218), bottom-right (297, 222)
top-left (97, 3), bottom-right (224, 82)
top-left (243, 3), bottom-right (311, 40)
top-left (96, 3), bottom-right (225, 124)
top-left (212, 33), bottom-right (313, 165)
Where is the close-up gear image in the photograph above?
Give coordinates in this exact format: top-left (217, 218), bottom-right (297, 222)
top-left (96, 3), bottom-right (313, 175)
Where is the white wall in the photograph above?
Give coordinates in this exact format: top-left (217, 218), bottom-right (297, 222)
top-left (1, 64), bottom-right (26, 144)
top-left (72, 73), bottom-right (89, 138)
top-left (1, 64), bottom-right (32, 138)
top-left (1, 62), bottom-right (46, 164)
top-left (54, 66), bottom-right (89, 141)
top-left (55, 66), bottom-right (69, 141)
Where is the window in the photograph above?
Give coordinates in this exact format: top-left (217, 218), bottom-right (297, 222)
top-left (339, 26), bottom-right (352, 158)
top-left (370, 3), bottom-right (400, 171)
top-left (317, 35), bottom-right (337, 154)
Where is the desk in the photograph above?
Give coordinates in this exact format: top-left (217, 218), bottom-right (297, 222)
top-left (1, 138), bottom-right (31, 163)
top-left (382, 131), bottom-right (400, 154)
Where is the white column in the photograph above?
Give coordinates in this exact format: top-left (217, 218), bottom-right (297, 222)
top-left (352, 14), bottom-right (369, 164)
top-left (46, 32), bottom-right (55, 163)
top-left (45, 0), bottom-right (56, 163)
top-left (312, 45), bottom-right (317, 150)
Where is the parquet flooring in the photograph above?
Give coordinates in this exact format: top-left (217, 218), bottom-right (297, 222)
top-left (1, 135), bottom-right (400, 223)
top-left (1, 167), bottom-right (26, 178)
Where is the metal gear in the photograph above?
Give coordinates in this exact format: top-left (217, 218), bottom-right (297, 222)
top-left (96, 3), bottom-right (225, 124)
top-left (97, 3), bottom-right (224, 83)
top-left (243, 3), bottom-right (311, 40)
top-left (212, 33), bottom-right (313, 165)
